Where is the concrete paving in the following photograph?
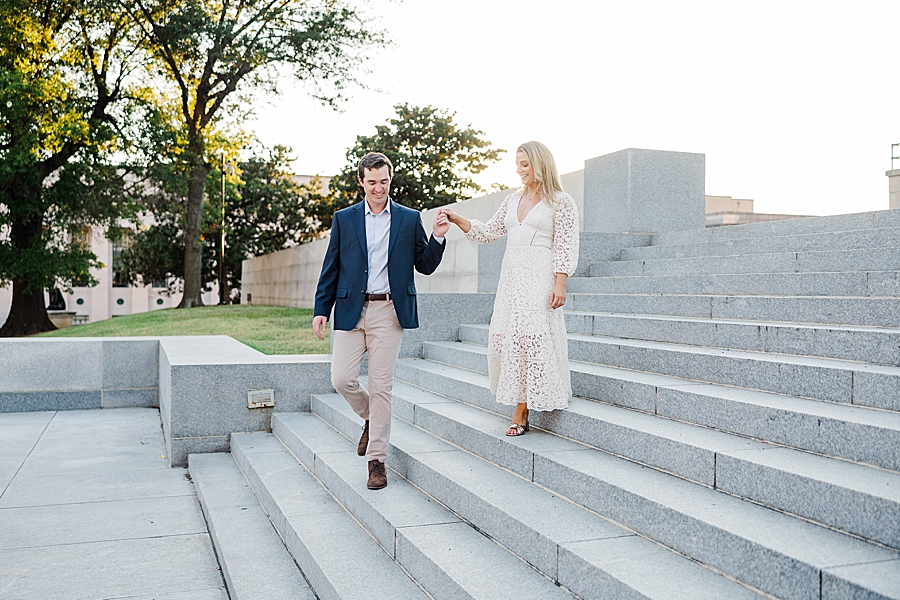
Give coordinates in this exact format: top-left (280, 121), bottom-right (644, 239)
top-left (0, 408), bottom-right (228, 600)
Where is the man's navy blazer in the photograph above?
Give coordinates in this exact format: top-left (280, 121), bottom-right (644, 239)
top-left (314, 200), bottom-right (445, 330)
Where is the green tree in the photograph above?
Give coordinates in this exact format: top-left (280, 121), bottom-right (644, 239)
top-left (323, 103), bottom-right (504, 229)
top-left (119, 143), bottom-right (328, 300)
top-left (0, 0), bottom-right (140, 336)
top-left (123, 0), bottom-right (386, 308)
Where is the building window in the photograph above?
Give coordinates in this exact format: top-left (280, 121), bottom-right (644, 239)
top-left (112, 231), bottom-right (132, 288)
top-left (151, 278), bottom-right (168, 289)
top-left (71, 226), bottom-right (93, 286)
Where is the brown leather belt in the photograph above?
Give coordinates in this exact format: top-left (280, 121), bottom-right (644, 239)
top-left (365, 293), bottom-right (391, 301)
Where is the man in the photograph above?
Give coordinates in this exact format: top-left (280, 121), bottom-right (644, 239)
top-left (313, 152), bottom-right (450, 490)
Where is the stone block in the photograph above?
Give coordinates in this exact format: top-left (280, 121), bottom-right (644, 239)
top-left (0, 390), bottom-right (101, 412)
top-left (230, 434), bottom-right (427, 600)
top-left (102, 339), bottom-right (158, 389)
top-left (716, 447), bottom-right (900, 549)
top-left (168, 435), bottom-right (230, 468)
top-left (423, 341), bottom-right (488, 374)
top-left (102, 388), bottom-right (158, 408)
top-left (401, 293), bottom-right (495, 358)
top-left (765, 324), bottom-right (900, 366)
top-left (822, 559), bottom-right (900, 600)
top-left (189, 453), bottom-right (315, 600)
top-left (534, 448), bottom-right (897, 600)
top-left (711, 295), bottom-right (900, 328)
top-left (575, 232), bottom-right (652, 276)
top-left (273, 411), bottom-right (351, 469)
top-left (559, 534), bottom-right (762, 600)
top-left (852, 369), bottom-right (900, 412)
top-left (477, 236), bottom-right (507, 292)
top-left (611, 341), bottom-right (853, 403)
top-left (583, 148), bottom-right (705, 234)
top-left (0, 339), bottom-right (102, 392)
top-left (570, 292), bottom-right (713, 319)
top-left (656, 384), bottom-right (900, 472)
top-left (188, 453), bottom-right (258, 509)
top-left (397, 521), bottom-right (571, 599)
top-left (406, 448), bottom-right (627, 582)
top-left (563, 311), bottom-right (594, 335)
top-left (569, 363), bottom-right (659, 413)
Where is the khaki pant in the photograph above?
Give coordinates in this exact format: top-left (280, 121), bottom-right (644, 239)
top-left (331, 300), bottom-right (403, 462)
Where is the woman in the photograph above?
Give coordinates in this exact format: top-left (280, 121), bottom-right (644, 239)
top-left (441, 141), bottom-right (579, 436)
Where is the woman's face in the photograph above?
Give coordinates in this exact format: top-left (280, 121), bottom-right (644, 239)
top-left (516, 151), bottom-right (535, 188)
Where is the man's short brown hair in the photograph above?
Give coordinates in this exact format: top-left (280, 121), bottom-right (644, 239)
top-left (357, 152), bottom-right (394, 180)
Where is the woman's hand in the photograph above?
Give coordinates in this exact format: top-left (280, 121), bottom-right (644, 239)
top-left (550, 274), bottom-right (567, 309)
top-left (439, 208), bottom-right (471, 233)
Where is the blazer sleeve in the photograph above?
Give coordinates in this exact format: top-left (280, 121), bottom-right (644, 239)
top-left (314, 213), bottom-right (341, 319)
top-left (413, 213), bottom-right (445, 275)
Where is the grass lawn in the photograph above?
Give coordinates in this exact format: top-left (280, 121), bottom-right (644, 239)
top-left (35, 305), bottom-right (330, 355)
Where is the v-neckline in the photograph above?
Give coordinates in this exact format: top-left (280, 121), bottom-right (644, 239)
top-left (516, 193), bottom-right (540, 224)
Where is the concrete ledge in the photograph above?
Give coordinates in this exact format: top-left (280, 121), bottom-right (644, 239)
top-left (0, 338), bottom-right (159, 412)
top-left (159, 337), bottom-right (334, 467)
top-left (398, 293), bottom-right (495, 358)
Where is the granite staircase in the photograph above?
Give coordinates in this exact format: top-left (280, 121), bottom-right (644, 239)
top-left (191, 210), bottom-right (900, 600)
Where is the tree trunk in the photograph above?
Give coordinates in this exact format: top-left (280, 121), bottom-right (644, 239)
top-left (178, 137), bottom-right (209, 308)
top-left (0, 279), bottom-right (56, 337)
top-left (0, 196), bottom-right (56, 337)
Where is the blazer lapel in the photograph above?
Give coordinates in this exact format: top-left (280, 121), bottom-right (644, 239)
top-left (352, 201), bottom-right (368, 262)
top-left (388, 200), bottom-right (404, 259)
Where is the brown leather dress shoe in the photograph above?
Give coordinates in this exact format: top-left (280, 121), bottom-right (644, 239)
top-left (357, 420), bottom-right (369, 456)
top-left (367, 460), bottom-right (387, 490)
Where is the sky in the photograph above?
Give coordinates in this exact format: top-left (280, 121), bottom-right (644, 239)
top-left (248, 0), bottom-right (899, 217)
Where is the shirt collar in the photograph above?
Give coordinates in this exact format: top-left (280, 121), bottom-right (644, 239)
top-left (365, 198), bottom-right (391, 216)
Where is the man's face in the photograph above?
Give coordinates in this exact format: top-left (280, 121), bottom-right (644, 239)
top-left (358, 165), bottom-right (392, 204)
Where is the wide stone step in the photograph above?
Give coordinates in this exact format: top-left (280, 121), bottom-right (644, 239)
top-left (566, 271), bottom-right (899, 297)
top-left (397, 355), bottom-right (900, 473)
top-left (592, 246), bottom-right (900, 278)
top-left (567, 292), bottom-right (900, 328)
top-left (390, 361), bottom-right (900, 550)
top-left (309, 393), bottom-right (766, 600)
top-left (620, 226), bottom-right (900, 261)
top-left (648, 209), bottom-right (900, 247)
top-left (535, 313), bottom-right (900, 366)
top-left (425, 335), bottom-right (900, 412)
top-left (271, 411), bottom-right (573, 600)
top-left (312, 392), bottom-right (900, 600)
top-left (229, 433), bottom-right (429, 600)
top-left (187, 453), bottom-right (315, 600)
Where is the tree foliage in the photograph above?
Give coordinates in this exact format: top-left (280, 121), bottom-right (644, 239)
top-left (324, 103), bottom-right (504, 228)
top-left (0, 0), bottom-right (140, 336)
top-left (118, 142), bottom-right (328, 300)
top-left (122, 0), bottom-right (386, 307)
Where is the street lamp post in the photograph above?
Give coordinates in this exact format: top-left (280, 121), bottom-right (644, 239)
top-left (218, 151), bottom-right (228, 305)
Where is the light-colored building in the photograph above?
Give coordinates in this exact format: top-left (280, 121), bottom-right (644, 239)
top-left (0, 223), bottom-right (217, 328)
top-left (0, 174), bottom-right (329, 328)
top-left (704, 195), bottom-right (812, 227)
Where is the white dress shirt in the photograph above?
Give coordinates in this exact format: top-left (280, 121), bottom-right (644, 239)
top-left (364, 198), bottom-right (445, 295)
top-left (365, 200), bottom-right (392, 294)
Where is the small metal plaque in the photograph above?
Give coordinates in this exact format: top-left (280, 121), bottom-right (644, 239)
top-left (247, 388), bottom-right (275, 409)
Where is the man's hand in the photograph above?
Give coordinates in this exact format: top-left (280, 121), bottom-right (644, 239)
top-left (313, 315), bottom-right (328, 340)
top-left (433, 209), bottom-right (450, 238)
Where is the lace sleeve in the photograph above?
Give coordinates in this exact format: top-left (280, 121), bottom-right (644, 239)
top-left (552, 193), bottom-right (579, 275)
top-left (464, 194), bottom-right (511, 244)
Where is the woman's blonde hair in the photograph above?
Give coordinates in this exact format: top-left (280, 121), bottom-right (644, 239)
top-left (517, 141), bottom-right (565, 207)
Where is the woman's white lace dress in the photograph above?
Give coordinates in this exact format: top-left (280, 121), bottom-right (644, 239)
top-left (464, 191), bottom-right (579, 411)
